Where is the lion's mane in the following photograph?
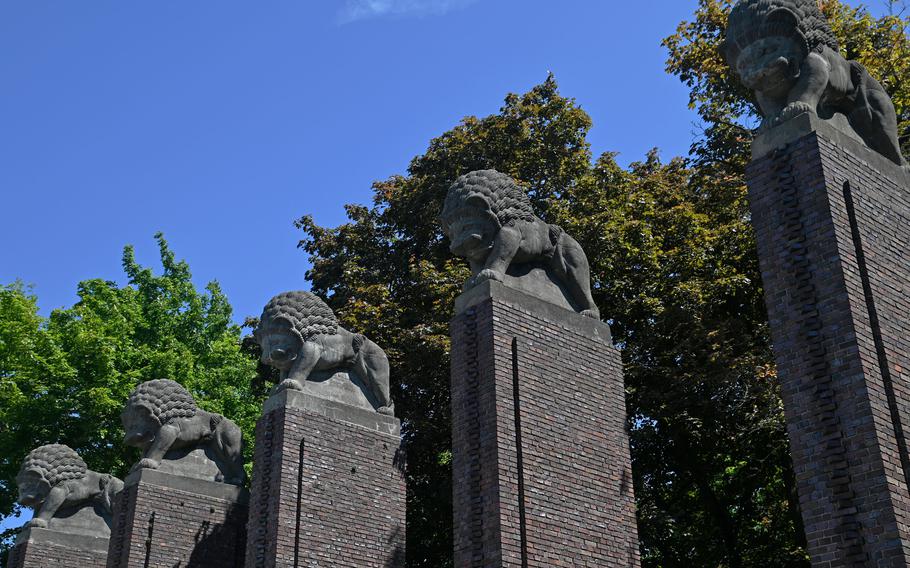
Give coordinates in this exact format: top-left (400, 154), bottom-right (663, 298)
top-left (441, 170), bottom-right (537, 231)
top-left (723, 0), bottom-right (839, 64)
top-left (19, 444), bottom-right (87, 486)
top-left (127, 379), bottom-right (197, 425)
top-left (256, 291), bottom-right (339, 343)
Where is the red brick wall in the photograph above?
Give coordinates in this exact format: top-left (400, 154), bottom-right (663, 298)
top-left (245, 396), bottom-right (406, 568)
top-left (747, 122), bottom-right (910, 565)
top-left (105, 471), bottom-right (247, 567)
top-left (451, 283), bottom-right (640, 567)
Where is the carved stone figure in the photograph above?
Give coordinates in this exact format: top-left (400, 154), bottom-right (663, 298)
top-left (254, 291), bottom-right (395, 415)
top-left (440, 169), bottom-right (600, 319)
top-left (122, 379), bottom-right (245, 485)
top-left (16, 444), bottom-right (123, 532)
top-left (722, 0), bottom-right (906, 166)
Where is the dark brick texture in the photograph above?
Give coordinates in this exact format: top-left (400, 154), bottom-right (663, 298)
top-left (450, 281), bottom-right (640, 567)
top-left (105, 469), bottom-right (248, 567)
top-left (7, 531), bottom-right (108, 568)
top-left (747, 117), bottom-right (910, 566)
top-left (245, 392), bottom-right (406, 568)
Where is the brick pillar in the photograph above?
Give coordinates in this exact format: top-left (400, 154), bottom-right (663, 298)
top-left (450, 279), bottom-right (640, 567)
top-left (747, 113), bottom-right (910, 565)
top-left (105, 468), bottom-right (248, 567)
top-left (7, 527), bottom-right (109, 568)
top-left (244, 389), bottom-right (406, 568)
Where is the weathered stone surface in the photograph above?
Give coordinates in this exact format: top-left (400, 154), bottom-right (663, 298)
top-left (747, 113), bottom-right (910, 564)
top-left (122, 378), bottom-right (246, 485)
top-left (155, 446), bottom-right (225, 482)
top-left (105, 468), bottom-right (248, 568)
top-left (245, 390), bottom-right (405, 568)
top-left (450, 279), bottom-right (639, 567)
top-left (15, 444), bottom-right (122, 537)
top-left (7, 527), bottom-right (109, 568)
top-left (254, 290), bottom-right (395, 415)
top-left (723, 0), bottom-right (906, 166)
top-left (440, 169), bottom-right (601, 318)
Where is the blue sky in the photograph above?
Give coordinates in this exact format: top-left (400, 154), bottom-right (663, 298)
top-left (1, 0), bottom-right (710, 534)
top-left (0, 0), bottom-right (704, 327)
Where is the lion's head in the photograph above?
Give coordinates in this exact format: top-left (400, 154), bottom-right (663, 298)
top-left (440, 170), bottom-right (536, 262)
top-left (722, 0), bottom-right (839, 93)
top-left (254, 291), bottom-right (338, 376)
top-left (16, 444), bottom-right (87, 507)
top-left (122, 379), bottom-right (197, 449)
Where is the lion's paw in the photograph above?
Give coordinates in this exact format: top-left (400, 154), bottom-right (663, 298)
top-left (467, 269), bottom-right (504, 289)
top-left (137, 458), bottom-right (160, 470)
top-left (378, 404), bottom-right (395, 416)
top-left (777, 101), bottom-right (815, 124)
top-left (27, 518), bottom-right (48, 529)
top-left (274, 379), bottom-right (305, 394)
top-left (580, 308), bottom-right (601, 320)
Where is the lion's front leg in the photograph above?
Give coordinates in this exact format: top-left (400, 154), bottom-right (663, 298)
top-left (780, 52), bottom-right (829, 123)
top-left (134, 423), bottom-right (180, 471)
top-left (467, 226), bottom-right (521, 289)
top-left (29, 485), bottom-right (67, 528)
top-left (277, 342), bottom-right (321, 393)
top-left (755, 91), bottom-right (785, 131)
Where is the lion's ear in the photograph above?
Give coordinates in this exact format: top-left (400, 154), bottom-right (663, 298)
top-left (766, 7), bottom-right (798, 27)
top-left (762, 8), bottom-right (801, 40)
top-left (465, 194), bottom-right (490, 210)
top-left (134, 403), bottom-right (161, 426)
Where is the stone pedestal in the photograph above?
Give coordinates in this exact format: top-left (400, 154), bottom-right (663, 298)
top-left (748, 113), bottom-right (910, 565)
top-left (450, 280), bottom-right (639, 567)
top-left (245, 389), bottom-right (406, 568)
top-left (7, 527), bottom-right (109, 568)
top-left (105, 468), bottom-right (248, 568)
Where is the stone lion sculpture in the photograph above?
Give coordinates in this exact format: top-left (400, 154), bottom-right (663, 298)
top-left (440, 169), bottom-right (600, 319)
top-left (722, 0), bottom-right (906, 166)
top-left (16, 444), bottom-right (123, 530)
top-left (122, 379), bottom-right (245, 485)
top-left (254, 290), bottom-right (395, 415)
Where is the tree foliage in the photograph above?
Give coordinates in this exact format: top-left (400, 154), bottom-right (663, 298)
top-left (1, 2), bottom-right (905, 567)
top-left (297, 73), bottom-right (795, 565)
top-left (0, 234), bottom-right (261, 561)
top-left (301, 4), bottom-right (910, 562)
top-left (663, 0), bottom-right (910, 164)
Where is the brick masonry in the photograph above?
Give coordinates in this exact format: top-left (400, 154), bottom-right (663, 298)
top-left (244, 389), bottom-right (406, 568)
top-left (450, 280), bottom-right (640, 567)
top-left (7, 528), bottom-right (109, 568)
top-left (105, 468), bottom-right (248, 568)
top-left (747, 114), bottom-right (910, 566)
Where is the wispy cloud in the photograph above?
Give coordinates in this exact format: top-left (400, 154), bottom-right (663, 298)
top-left (337, 0), bottom-right (480, 23)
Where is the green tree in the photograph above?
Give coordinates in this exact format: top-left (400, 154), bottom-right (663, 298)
top-left (298, 74), bottom-right (801, 566)
top-left (663, 0), bottom-right (910, 166)
top-left (0, 233), bottom-right (261, 561)
top-left (652, 0), bottom-right (910, 564)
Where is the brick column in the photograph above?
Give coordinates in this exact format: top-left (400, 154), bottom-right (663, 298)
top-left (244, 389), bottom-right (406, 568)
top-left (747, 113), bottom-right (910, 565)
top-left (105, 468), bottom-right (248, 567)
top-left (450, 280), bottom-right (639, 567)
top-left (7, 527), bottom-right (109, 568)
